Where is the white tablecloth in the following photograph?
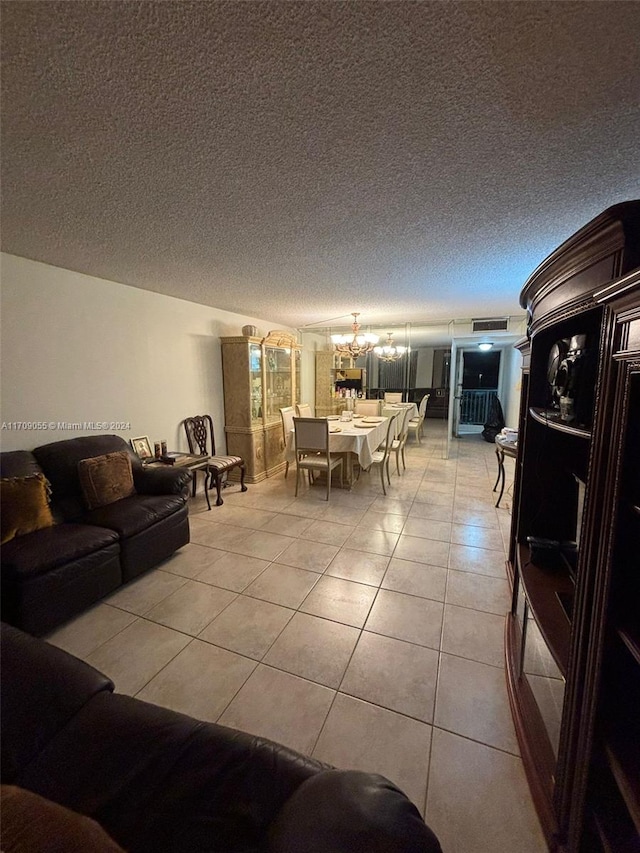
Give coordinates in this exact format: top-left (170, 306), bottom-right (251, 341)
top-left (285, 417), bottom-right (390, 470)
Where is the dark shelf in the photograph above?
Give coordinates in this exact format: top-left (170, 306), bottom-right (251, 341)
top-left (618, 628), bottom-right (640, 666)
top-left (518, 543), bottom-right (573, 675)
top-left (529, 407), bottom-right (591, 439)
top-left (604, 735), bottom-right (640, 835)
top-left (592, 805), bottom-right (640, 853)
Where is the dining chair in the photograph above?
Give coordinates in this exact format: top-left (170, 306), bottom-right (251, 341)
top-left (295, 402), bottom-right (313, 418)
top-left (354, 399), bottom-right (381, 416)
top-left (407, 394), bottom-right (430, 444)
top-left (279, 406), bottom-right (296, 478)
top-left (377, 406), bottom-right (411, 475)
top-left (383, 392), bottom-right (403, 403)
top-left (393, 406), bottom-right (413, 473)
top-left (184, 414), bottom-right (247, 506)
top-left (293, 417), bottom-right (343, 501)
top-left (364, 413), bottom-right (398, 495)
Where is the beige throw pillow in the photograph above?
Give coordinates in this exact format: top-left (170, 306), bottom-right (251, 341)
top-left (78, 450), bottom-right (135, 510)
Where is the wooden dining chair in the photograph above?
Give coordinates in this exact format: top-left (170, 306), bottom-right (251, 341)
top-left (407, 394), bottom-right (430, 444)
top-left (383, 392), bottom-right (403, 403)
top-left (364, 413), bottom-right (398, 495)
top-left (184, 414), bottom-right (247, 506)
top-left (295, 402), bottom-right (313, 418)
top-left (354, 399), bottom-right (381, 416)
top-left (279, 406), bottom-right (296, 478)
top-left (293, 417), bottom-right (343, 501)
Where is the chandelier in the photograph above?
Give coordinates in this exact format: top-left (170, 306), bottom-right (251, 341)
top-left (331, 313), bottom-right (379, 358)
top-left (374, 332), bottom-right (409, 362)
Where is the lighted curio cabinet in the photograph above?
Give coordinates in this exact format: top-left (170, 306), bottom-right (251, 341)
top-left (505, 202), bottom-right (640, 852)
top-left (315, 351), bottom-right (365, 417)
top-left (220, 330), bottom-right (301, 483)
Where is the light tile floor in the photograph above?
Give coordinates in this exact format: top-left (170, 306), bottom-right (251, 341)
top-left (46, 421), bottom-right (545, 853)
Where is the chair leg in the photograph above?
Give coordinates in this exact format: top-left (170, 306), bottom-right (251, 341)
top-left (213, 473), bottom-right (224, 506)
top-left (295, 462), bottom-right (300, 497)
top-left (239, 464), bottom-right (247, 493)
top-left (401, 445), bottom-right (406, 470)
top-left (326, 466), bottom-right (331, 501)
top-left (284, 461), bottom-right (289, 479)
top-left (202, 468), bottom-right (212, 511)
top-left (380, 461), bottom-right (386, 495)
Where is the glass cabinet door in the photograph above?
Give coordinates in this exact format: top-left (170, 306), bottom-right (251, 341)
top-left (294, 348), bottom-right (301, 407)
top-left (522, 609), bottom-right (566, 759)
top-left (264, 345), bottom-right (291, 424)
top-left (250, 344), bottom-right (262, 423)
top-left (513, 573), bottom-right (566, 767)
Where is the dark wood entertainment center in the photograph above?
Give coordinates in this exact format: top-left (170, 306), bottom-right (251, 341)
top-left (505, 202), bottom-right (640, 851)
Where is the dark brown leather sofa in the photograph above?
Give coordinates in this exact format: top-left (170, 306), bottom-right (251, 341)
top-left (1, 435), bottom-right (191, 637)
top-left (0, 623), bottom-right (442, 853)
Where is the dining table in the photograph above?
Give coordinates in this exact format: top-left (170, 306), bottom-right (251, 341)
top-left (284, 415), bottom-right (391, 489)
top-left (381, 402), bottom-right (418, 435)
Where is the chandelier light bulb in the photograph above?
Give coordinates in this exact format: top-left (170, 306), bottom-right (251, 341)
top-left (374, 332), bottom-right (409, 362)
top-left (331, 313), bottom-right (379, 358)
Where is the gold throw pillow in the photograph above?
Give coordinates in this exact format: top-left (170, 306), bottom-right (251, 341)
top-left (0, 785), bottom-right (126, 852)
top-left (0, 473), bottom-right (54, 544)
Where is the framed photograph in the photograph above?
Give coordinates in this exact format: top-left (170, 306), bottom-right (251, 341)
top-left (131, 435), bottom-right (153, 460)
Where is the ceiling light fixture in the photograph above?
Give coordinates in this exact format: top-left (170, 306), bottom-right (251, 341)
top-left (477, 342), bottom-right (494, 351)
top-left (374, 331), bottom-right (409, 362)
top-left (331, 313), bottom-right (379, 358)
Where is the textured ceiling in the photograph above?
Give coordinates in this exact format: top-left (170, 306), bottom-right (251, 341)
top-left (2, 1), bottom-right (639, 331)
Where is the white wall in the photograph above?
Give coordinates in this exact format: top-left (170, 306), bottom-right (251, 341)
top-left (0, 254), bottom-right (292, 452)
top-left (504, 344), bottom-right (524, 429)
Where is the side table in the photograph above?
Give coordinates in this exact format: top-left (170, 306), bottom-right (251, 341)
top-left (493, 435), bottom-right (518, 508)
top-left (146, 453), bottom-right (211, 510)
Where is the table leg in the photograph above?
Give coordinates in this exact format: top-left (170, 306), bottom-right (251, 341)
top-left (495, 449), bottom-right (506, 508)
top-left (493, 447), bottom-right (501, 493)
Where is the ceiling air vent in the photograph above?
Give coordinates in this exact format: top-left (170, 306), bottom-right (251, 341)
top-left (472, 318), bottom-right (509, 333)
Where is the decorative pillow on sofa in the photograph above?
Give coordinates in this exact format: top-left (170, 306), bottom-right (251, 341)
top-left (78, 451), bottom-right (135, 510)
top-left (0, 785), bottom-right (125, 852)
top-left (1, 474), bottom-right (54, 544)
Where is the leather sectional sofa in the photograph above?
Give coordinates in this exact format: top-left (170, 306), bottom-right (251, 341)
top-left (1, 434), bottom-right (191, 637)
top-left (0, 622), bottom-right (442, 853)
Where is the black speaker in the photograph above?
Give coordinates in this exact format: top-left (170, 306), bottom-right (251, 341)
top-left (547, 338), bottom-right (569, 408)
top-left (549, 334), bottom-right (595, 427)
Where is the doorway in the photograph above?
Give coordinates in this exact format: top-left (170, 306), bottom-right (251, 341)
top-left (453, 348), bottom-right (502, 436)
